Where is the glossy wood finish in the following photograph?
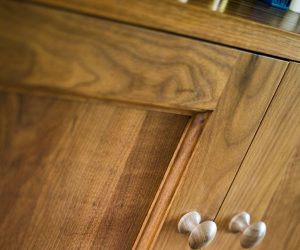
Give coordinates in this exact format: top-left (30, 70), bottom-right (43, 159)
top-left (150, 54), bottom-right (287, 250)
top-left (214, 63), bottom-right (300, 250)
top-left (0, 91), bottom-right (189, 249)
top-left (189, 0), bottom-right (300, 33)
top-left (30, 0), bottom-right (300, 61)
top-left (0, 1), bottom-right (242, 113)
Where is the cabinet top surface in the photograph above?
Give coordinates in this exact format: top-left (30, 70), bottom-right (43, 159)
top-left (33, 0), bottom-right (300, 61)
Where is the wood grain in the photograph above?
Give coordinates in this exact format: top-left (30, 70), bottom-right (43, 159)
top-left (0, 91), bottom-right (188, 249)
top-left (134, 112), bottom-right (208, 249)
top-left (29, 0), bottom-right (300, 61)
top-left (213, 63), bottom-right (300, 250)
top-left (0, 1), bottom-right (241, 112)
top-left (150, 54), bottom-right (288, 249)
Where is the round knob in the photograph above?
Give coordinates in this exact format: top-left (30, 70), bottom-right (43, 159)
top-left (229, 211), bottom-right (266, 248)
top-left (178, 211), bottom-right (217, 249)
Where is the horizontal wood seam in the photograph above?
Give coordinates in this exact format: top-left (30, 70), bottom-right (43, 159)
top-left (0, 84), bottom-right (197, 116)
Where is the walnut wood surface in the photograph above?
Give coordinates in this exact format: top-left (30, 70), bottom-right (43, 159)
top-left (0, 1), bottom-right (241, 113)
top-left (213, 63), bottom-right (300, 250)
top-left (0, 91), bottom-right (188, 249)
top-left (29, 0), bottom-right (300, 61)
top-left (134, 113), bottom-right (208, 249)
top-left (150, 54), bottom-right (288, 249)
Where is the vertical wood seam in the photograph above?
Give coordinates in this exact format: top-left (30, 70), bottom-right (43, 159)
top-left (213, 61), bottom-right (291, 221)
top-left (133, 112), bottom-right (210, 250)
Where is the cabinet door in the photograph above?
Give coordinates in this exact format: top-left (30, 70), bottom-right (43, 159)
top-left (138, 55), bottom-right (288, 249)
top-left (213, 63), bottom-right (300, 250)
top-left (0, 92), bottom-right (189, 249)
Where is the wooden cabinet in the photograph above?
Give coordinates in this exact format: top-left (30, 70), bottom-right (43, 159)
top-left (0, 1), bottom-right (299, 250)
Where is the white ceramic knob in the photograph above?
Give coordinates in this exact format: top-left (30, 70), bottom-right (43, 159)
top-left (290, 0), bottom-right (300, 13)
top-left (229, 212), bottom-right (266, 248)
top-left (178, 211), bottom-right (217, 249)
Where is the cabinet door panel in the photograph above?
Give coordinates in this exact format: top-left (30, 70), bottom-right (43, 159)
top-left (213, 63), bottom-right (300, 250)
top-left (0, 92), bottom-right (188, 249)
